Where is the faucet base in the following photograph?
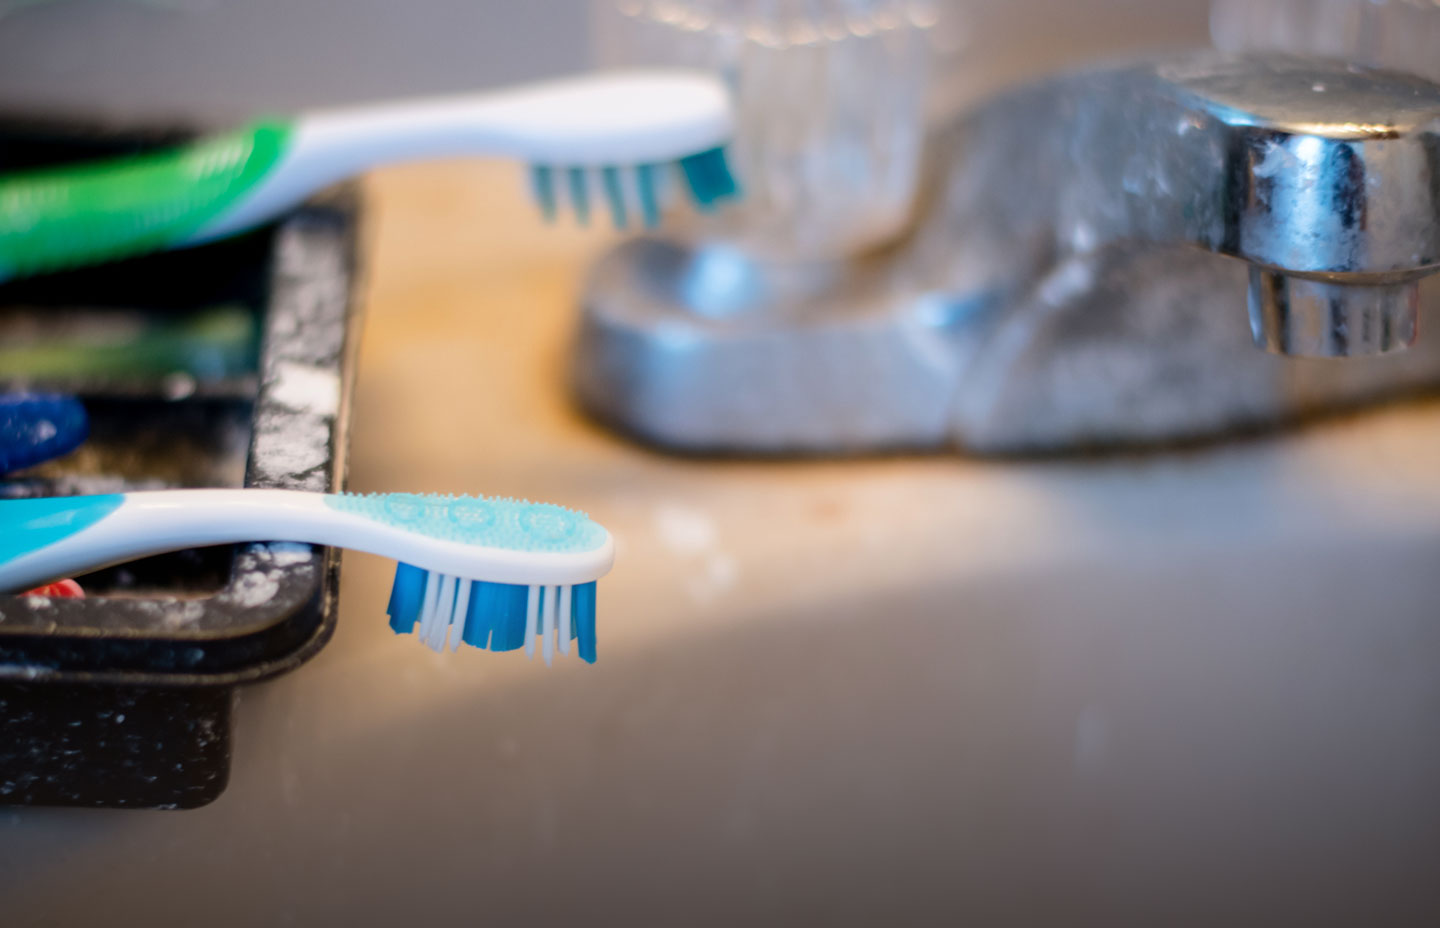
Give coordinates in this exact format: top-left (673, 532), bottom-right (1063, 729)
top-left (572, 239), bottom-right (969, 453)
top-left (573, 240), bottom-right (1440, 455)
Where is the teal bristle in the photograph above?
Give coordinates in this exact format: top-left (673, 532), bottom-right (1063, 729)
top-left (568, 166), bottom-right (590, 225)
top-left (636, 162), bottom-right (661, 228)
top-left (601, 166), bottom-right (628, 229)
top-left (530, 164), bottom-right (556, 222)
top-left (678, 146), bottom-right (739, 212)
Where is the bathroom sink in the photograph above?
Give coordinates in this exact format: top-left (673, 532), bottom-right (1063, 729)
top-left (4, 3), bottom-right (1440, 924)
top-left (3, 157), bottom-right (1437, 926)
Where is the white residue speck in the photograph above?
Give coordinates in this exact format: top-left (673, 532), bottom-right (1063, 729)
top-left (268, 362), bottom-right (341, 416)
top-left (224, 569), bottom-right (281, 607)
top-left (251, 414), bottom-right (330, 483)
top-left (653, 504), bottom-right (718, 555)
top-left (265, 542), bottom-right (314, 567)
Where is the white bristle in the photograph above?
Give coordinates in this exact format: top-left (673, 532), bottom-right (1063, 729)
top-left (619, 165), bottom-right (646, 227)
top-left (434, 574), bottom-right (460, 651)
top-left (552, 167), bottom-right (572, 220)
top-left (659, 161), bottom-right (678, 209)
top-left (441, 575), bottom-right (458, 650)
top-left (589, 166), bottom-right (608, 226)
top-left (524, 584), bottom-right (540, 659)
top-left (418, 571), bottom-right (443, 652)
top-left (541, 583), bottom-right (557, 666)
top-left (558, 584), bottom-right (573, 656)
top-left (449, 578), bottom-right (472, 652)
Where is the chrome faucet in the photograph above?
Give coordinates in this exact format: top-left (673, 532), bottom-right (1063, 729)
top-left (574, 53), bottom-right (1440, 453)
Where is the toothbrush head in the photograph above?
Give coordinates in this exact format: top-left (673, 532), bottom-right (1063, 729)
top-left (325, 492), bottom-right (612, 663)
top-left (529, 145), bottom-right (739, 229)
top-left (513, 69), bottom-right (739, 229)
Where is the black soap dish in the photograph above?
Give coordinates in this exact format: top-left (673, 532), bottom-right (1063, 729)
top-left (0, 119), bottom-right (363, 809)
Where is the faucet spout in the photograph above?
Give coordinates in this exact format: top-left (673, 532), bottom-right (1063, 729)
top-left (1248, 269), bottom-right (1419, 356)
top-left (930, 54), bottom-right (1440, 358)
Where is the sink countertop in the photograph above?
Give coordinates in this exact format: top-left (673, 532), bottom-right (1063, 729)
top-left (5, 161), bottom-right (1440, 927)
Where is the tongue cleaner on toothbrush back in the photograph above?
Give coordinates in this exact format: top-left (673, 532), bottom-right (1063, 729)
top-left (0, 491), bottom-right (615, 664)
top-left (0, 70), bottom-right (738, 280)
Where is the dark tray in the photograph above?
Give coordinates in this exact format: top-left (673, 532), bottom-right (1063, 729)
top-left (0, 121), bottom-right (363, 808)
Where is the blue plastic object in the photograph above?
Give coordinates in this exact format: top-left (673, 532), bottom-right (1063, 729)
top-left (0, 394), bottom-right (89, 476)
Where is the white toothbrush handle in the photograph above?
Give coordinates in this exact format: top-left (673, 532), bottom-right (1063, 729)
top-left (0, 490), bottom-right (612, 592)
top-left (190, 102), bottom-right (512, 241)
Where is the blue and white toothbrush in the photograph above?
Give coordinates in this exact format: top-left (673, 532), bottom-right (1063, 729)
top-left (0, 490), bottom-right (615, 664)
top-left (0, 69), bottom-right (738, 280)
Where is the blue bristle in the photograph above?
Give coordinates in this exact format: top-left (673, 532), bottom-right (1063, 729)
top-left (0, 393), bottom-right (89, 476)
top-left (387, 562), bottom-right (428, 634)
top-left (635, 163), bottom-right (661, 228)
top-left (679, 147), bottom-right (739, 212)
top-left (568, 167), bottom-right (590, 225)
top-left (530, 165), bottom-right (557, 222)
top-left (460, 581), bottom-right (493, 648)
top-left (386, 569), bottom-right (597, 661)
top-left (601, 166), bottom-right (628, 229)
top-left (462, 580), bottom-right (525, 650)
top-left (573, 581), bottom-right (597, 663)
top-left (487, 582), bottom-right (533, 652)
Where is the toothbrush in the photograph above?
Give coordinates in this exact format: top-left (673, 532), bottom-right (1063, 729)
top-left (0, 490), bottom-right (615, 663)
top-left (0, 70), bottom-right (738, 281)
top-left (0, 394), bottom-right (89, 476)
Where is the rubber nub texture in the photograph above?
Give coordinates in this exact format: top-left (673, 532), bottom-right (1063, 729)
top-left (0, 121), bottom-right (292, 279)
top-left (324, 492), bottom-right (607, 554)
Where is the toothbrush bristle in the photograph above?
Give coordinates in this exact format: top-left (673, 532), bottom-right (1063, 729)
top-left (526, 146), bottom-right (739, 231)
top-left (601, 166), bottom-right (628, 229)
top-left (635, 163), bottom-right (662, 229)
top-left (567, 167), bottom-right (590, 226)
top-left (386, 562), bottom-right (597, 663)
top-left (530, 165), bottom-right (557, 222)
top-left (678, 147), bottom-right (739, 212)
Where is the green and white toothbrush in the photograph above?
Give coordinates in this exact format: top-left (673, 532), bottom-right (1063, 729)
top-left (0, 70), bottom-right (738, 281)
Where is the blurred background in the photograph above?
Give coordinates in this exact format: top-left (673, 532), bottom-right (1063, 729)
top-left (5, 1), bottom-right (1440, 926)
top-left (0, 0), bottom-right (1206, 120)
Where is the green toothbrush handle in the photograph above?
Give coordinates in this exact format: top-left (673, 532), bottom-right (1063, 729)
top-left (0, 120), bottom-right (293, 281)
